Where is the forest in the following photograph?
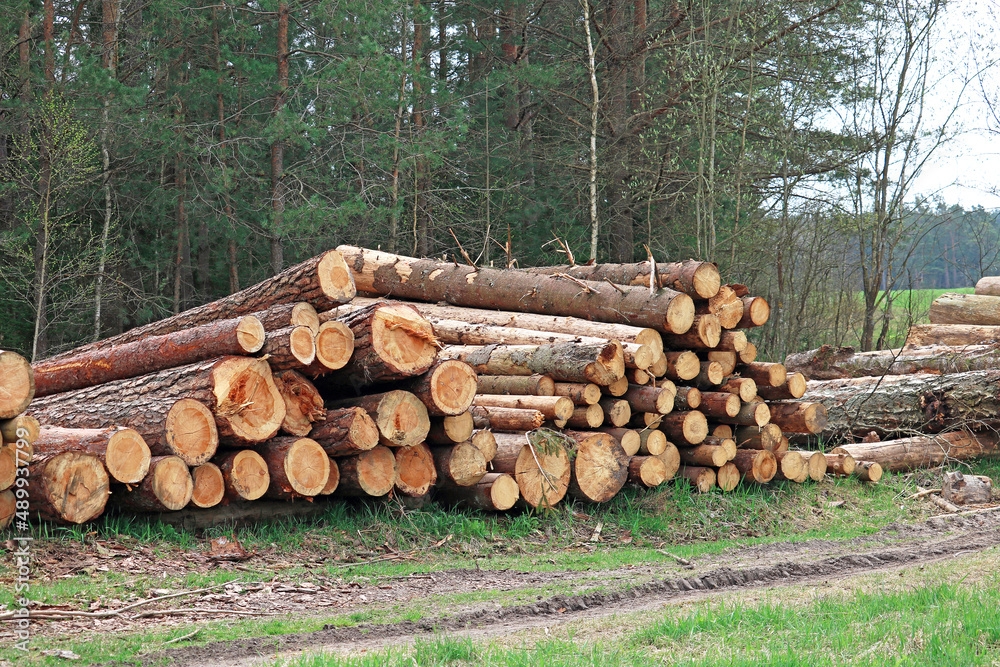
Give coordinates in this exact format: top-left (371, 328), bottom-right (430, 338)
top-left (0, 0), bottom-right (997, 362)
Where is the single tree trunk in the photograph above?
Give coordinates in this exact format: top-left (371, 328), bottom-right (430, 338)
top-left (561, 431), bottom-right (629, 503)
top-left (628, 456), bottom-right (667, 487)
top-left (29, 357), bottom-right (283, 447)
top-left (269, 0), bottom-right (289, 272)
top-left (335, 445), bottom-right (396, 497)
top-left (523, 260), bottom-right (720, 299)
top-left (786, 344), bottom-right (1000, 380)
top-left (259, 437), bottom-right (330, 498)
top-left (28, 451), bottom-right (109, 523)
top-left (439, 341), bottom-right (624, 386)
top-left (829, 431), bottom-right (1000, 472)
top-left (337, 246), bottom-right (695, 334)
top-left (116, 455), bottom-right (192, 512)
top-left (730, 449), bottom-right (777, 484)
top-left (904, 324), bottom-right (1000, 347)
top-left (189, 463), bottom-right (225, 508)
top-left (490, 431), bottom-right (572, 509)
top-left (32, 316), bottom-right (265, 396)
top-left (928, 292), bottom-right (1000, 325)
top-left (327, 303), bottom-right (438, 384)
top-left (431, 441), bottom-right (487, 487)
top-left (261, 325), bottom-right (316, 370)
top-left (326, 390), bottom-right (429, 447)
top-left (679, 465), bottom-right (715, 492)
top-left (402, 360), bottom-right (478, 417)
top-left (34, 426), bottom-right (149, 484)
top-left (309, 407), bottom-right (380, 456)
top-left (435, 472), bottom-right (519, 511)
top-left (427, 412), bottom-right (475, 445)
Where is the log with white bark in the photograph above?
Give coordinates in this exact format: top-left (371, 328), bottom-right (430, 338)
top-left (904, 324), bottom-right (1000, 348)
top-left (439, 341), bottom-right (624, 386)
top-left (829, 431), bottom-right (1000, 472)
top-left (520, 259), bottom-right (721, 298)
top-left (805, 371), bottom-right (1000, 440)
top-left (337, 246), bottom-right (695, 334)
top-left (785, 344), bottom-right (1000, 380)
top-left (929, 292), bottom-right (1000, 325)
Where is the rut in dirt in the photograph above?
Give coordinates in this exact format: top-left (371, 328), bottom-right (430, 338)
top-left (134, 511), bottom-right (1000, 667)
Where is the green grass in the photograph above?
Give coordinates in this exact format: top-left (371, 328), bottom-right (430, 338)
top-left (271, 567), bottom-right (1000, 666)
top-left (862, 287), bottom-right (975, 348)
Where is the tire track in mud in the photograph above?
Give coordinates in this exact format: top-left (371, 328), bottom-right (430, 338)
top-left (135, 512), bottom-right (1000, 667)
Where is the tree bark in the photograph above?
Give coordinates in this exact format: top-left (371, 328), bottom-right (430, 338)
top-left (468, 405), bottom-right (544, 433)
top-left (477, 375), bottom-right (555, 397)
top-left (34, 427), bottom-right (149, 484)
top-left (44, 250), bottom-right (354, 361)
top-left (829, 431), bottom-right (1000, 472)
top-left (309, 407), bottom-right (380, 456)
top-left (904, 324), bottom-right (1000, 348)
top-left (0, 351), bottom-right (34, 419)
top-left (427, 412), bottom-right (475, 445)
top-left (30, 356), bottom-right (283, 446)
top-left (730, 449), bottom-right (777, 484)
top-left (326, 390), bottom-right (430, 447)
top-left (337, 246), bottom-right (695, 334)
top-left (260, 437), bottom-right (330, 498)
top-left (521, 260), bottom-right (720, 299)
top-left (116, 455), bottom-right (192, 512)
top-left (929, 292), bottom-right (1000, 325)
top-left (341, 297), bottom-right (663, 354)
top-left (679, 465), bottom-right (715, 492)
top-left (252, 302), bottom-right (320, 333)
top-left (786, 344), bottom-right (1000, 381)
top-left (439, 341), bottom-right (624, 386)
top-left (693, 392), bottom-right (741, 420)
top-left (214, 449), bottom-right (270, 501)
top-left (261, 326), bottom-right (316, 370)
top-left (473, 395), bottom-right (573, 422)
top-left (33, 316), bottom-right (266, 398)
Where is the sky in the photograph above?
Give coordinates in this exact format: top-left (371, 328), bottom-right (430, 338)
top-left (909, 0), bottom-right (1000, 210)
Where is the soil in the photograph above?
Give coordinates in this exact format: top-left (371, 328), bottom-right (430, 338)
top-left (71, 508), bottom-right (1000, 666)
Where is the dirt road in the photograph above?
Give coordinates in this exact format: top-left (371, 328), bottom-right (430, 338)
top-left (140, 509), bottom-right (1000, 666)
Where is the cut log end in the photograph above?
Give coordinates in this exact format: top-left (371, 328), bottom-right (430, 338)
top-left (165, 399), bottom-right (220, 465)
top-left (664, 293), bottom-right (696, 334)
top-left (320, 457), bottom-right (341, 495)
top-left (715, 462), bottom-right (740, 491)
top-left (0, 350), bottom-right (34, 419)
top-left (189, 463), bottom-right (225, 508)
top-left (280, 438), bottom-right (331, 496)
top-left (219, 449), bottom-right (270, 501)
top-left (106, 428), bottom-right (152, 484)
top-left (212, 357), bottom-right (285, 442)
top-left (31, 452), bottom-right (110, 523)
top-left (424, 360), bottom-right (479, 416)
top-left (630, 456), bottom-right (667, 487)
top-left (373, 304), bottom-right (439, 375)
top-left (318, 249), bottom-right (358, 302)
top-left (395, 443), bottom-right (437, 497)
top-left (0, 414), bottom-right (40, 445)
top-left (291, 302), bottom-right (321, 332)
top-left (692, 264), bottom-right (722, 299)
top-left (337, 446), bottom-right (396, 497)
top-left (680, 465), bottom-right (716, 492)
top-left (487, 473), bottom-right (520, 510)
top-left (0, 489), bottom-right (14, 530)
top-left (313, 321), bottom-right (355, 371)
top-left (235, 315), bottom-right (267, 353)
top-left (147, 456), bottom-right (195, 511)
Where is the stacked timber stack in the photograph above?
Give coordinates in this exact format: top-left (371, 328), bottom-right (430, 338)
top-left (16, 244), bottom-right (832, 526)
top-left (782, 278), bottom-right (1000, 476)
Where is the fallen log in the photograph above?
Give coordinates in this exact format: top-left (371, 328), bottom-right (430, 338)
top-left (706, 350), bottom-right (737, 376)
top-left (679, 465), bottom-right (716, 492)
top-left (739, 362), bottom-right (786, 388)
top-left (477, 375), bottom-right (555, 397)
top-left (435, 472), bottom-right (519, 511)
top-left (404, 360), bottom-right (478, 417)
top-left (621, 385), bottom-right (674, 414)
top-left (491, 430), bottom-right (572, 509)
top-left (806, 371), bottom-right (1000, 440)
top-left (829, 431), bottom-right (1000, 472)
top-left (251, 302), bottom-right (320, 333)
top-left (34, 427), bottom-right (150, 484)
top-left (735, 424), bottom-right (783, 451)
top-left (335, 446), bottom-right (396, 497)
top-left (598, 398), bottom-right (631, 427)
top-left (427, 412), bottom-right (476, 444)
top-left (756, 374), bottom-right (807, 400)
top-left (929, 292), bottom-right (1000, 325)
top-left (337, 246), bottom-right (695, 334)
top-left (905, 324), bottom-right (1000, 347)
top-left (785, 344), bottom-right (1000, 380)
top-left (473, 395), bottom-right (574, 422)
top-left (319, 458), bottom-right (341, 495)
top-left (0, 414), bottom-right (40, 446)
top-left (661, 314), bottom-right (721, 350)
top-left (975, 276), bottom-right (1000, 296)
top-left (596, 428), bottom-right (640, 455)
top-left (471, 429), bottom-right (498, 462)
top-left (327, 390), bottom-right (430, 447)
top-left (44, 249), bottom-right (355, 362)
top-left (431, 441), bottom-right (487, 487)
top-left (854, 460), bottom-right (883, 483)
top-left (562, 431), bottom-right (630, 503)
top-left (189, 463), bottom-right (225, 508)
top-left (0, 490), bottom-right (13, 529)
top-left (0, 351), bottom-right (33, 419)
top-left (520, 259), bottom-right (721, 298)
top-left (29, 357), bottom-right (283, 447)
top-left (637, 429), bottom-right (669, 456)
top-left (673, 386), bottom-right (702, 410)
top-left (329, 302), bottom-right (438, 385)
top-left (824, 452), bottom-right (855, 476)
top-left (32, 316), bottom-right (266, 397)
top-left (214, 449), bottom-right (270, 501)
top-left (715, 462), bottom-right (740, 491)
top-left (766, 401), bottom-right (826, 434)
top-left (116, 455), bottom-right (192, 512)
top-left (628, 456), bottom-right (668, 487)
top-left (394, 443), bottom-right (437, 497)
top-left (0, 446), bottom-right (15, 490)
top-left (720, 377), bottom-right (757, 402)
top-left (439, 341), bottom-right (624, 386)
top-left (655, 442), bottom-right (681, 480)
top-left (341, 297), bottom-right (663, 355)
top-left (302, 321), bottom-right (355, 374)
top-left (259, 437), bottom-right (330, 498)
top-left (309, 407), bottom-right (380, 456)
top-left (731, 449), bottom-right (777, 483)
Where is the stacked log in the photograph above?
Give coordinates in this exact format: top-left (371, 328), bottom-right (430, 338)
top-left (13, 245), bottom-right (845, 527)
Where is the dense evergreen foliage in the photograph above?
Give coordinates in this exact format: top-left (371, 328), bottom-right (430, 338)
top-left (0, 0), bottom-right (991, 359)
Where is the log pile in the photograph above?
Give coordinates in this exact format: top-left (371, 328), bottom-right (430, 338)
top-left (785, 280), bottom-right (1000, 475)
top-left (14, 246), bottom-right (836, 526)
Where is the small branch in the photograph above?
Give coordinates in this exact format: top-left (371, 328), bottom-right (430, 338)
top-left (604, 278), bottom-right (627, 295)
top-left (552, 273), bottom-right (596, 294)
top-left (448, 228), bottom-right (476, 267)
top-left (161, 629), bottom-right (201, 646)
